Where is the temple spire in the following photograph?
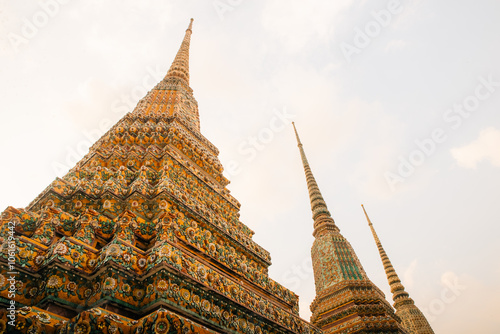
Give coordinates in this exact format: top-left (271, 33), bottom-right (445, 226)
top-left (294, 125), bottom-right (406, 333)
top-left (362, 204), bottom-right (435, 334)
top-left (135, 18), bottom-right (201, 131)
top-left (165, 18), bottom-right (194, 84)
top-left (292, 122), bottom-right (337, 236)
top-left (362, 204), bottom-right (410, 303)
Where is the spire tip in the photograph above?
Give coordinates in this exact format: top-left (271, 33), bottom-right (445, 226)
top-left (292, 122), bottom-right (302, 145)
top-left (165, 18), bottom-right (193, 84)
top-left (361, 204), bottom-right (372, 225)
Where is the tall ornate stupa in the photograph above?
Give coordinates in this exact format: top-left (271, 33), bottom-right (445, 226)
top-left (0, 20), bottom-right (318, 334)
top-left (291, 123), bottom-right (407, 333)
top-left (362, 205), bottom-right (434, 334)
top-left (0, 18), bottom-right (434, 334)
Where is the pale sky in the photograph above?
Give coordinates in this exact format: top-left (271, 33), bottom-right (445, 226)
top-left (1, 1), bottom-right (500, 333)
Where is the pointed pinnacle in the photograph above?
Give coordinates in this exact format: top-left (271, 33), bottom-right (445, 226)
top-left (292, 122), bottom-right (302, 146)
top-left (166, 18), bottom-right (194, 84)
top-left (362, 204), bottom-right (380, 243)
top-left (362, 204), bottom-right (412, 306)
top-left (293, 123), bottom-right (337, 236)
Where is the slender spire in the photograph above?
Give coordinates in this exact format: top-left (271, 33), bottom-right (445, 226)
top-left (135, 18), bottom-right (201, 131)
top-left (294, 126), bottom-right (406, 333)
top-left (362, 204), bottom-right (410, 303)
top-left (362, 204), bottom-right (435, 334)
top-left (165, 18), bottom-right (194, 84)
top-left (292, 122), bottom-right (338, 236)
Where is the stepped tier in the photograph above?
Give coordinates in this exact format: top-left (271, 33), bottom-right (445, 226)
top-left (0, 200), bottom-right (318, 333)
top-left (310, 280), bottom-right (405, 333)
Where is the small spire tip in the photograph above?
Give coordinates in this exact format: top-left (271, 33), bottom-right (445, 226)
top-left (361, 204), bottom-right (372, 225)
top-left (292, 122), bottom-right (302, 145)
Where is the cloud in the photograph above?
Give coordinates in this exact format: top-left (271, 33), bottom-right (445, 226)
top-left (385, 39), bottom-right (407, 52)
top-left (450, 127), bottom-right (500, 169)
top-left (261, 0), bottom-right (353, 52)
top-left (348, 101), bottom-right (409, 199)
top-left (391, 0), bottom-right (425, 30)
top-left (403, 258), bottom-right (418, 289)
top-left (427, 271), bottom-right (500, 333)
